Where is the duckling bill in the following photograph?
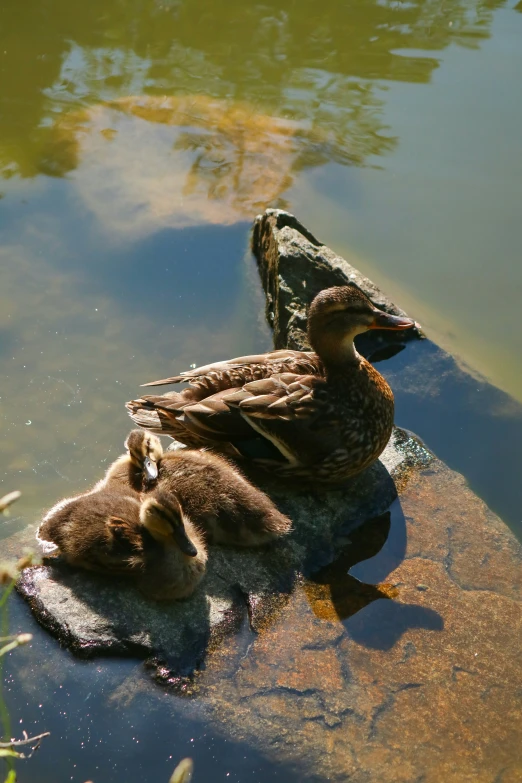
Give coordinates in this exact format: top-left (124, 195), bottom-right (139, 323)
top-left (102, 429), bottom-right (163, 492)
top-left (138, 490), bottom-right (207, 601)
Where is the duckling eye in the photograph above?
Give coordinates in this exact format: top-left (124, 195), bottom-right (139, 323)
top-left (107, 517), bottom-right (133, 543)
top-left (155, 504), bottom-right (182, 529)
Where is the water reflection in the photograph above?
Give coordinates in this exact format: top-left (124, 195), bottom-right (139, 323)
top-left (37, 94), bottom-right (391, 237)
top-left (1, 0), bottom-right (503, 184)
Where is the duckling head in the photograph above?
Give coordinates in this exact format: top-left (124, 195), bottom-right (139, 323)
top-left (307, 285), bottom-right (415, 364)
top-left (101, 513), bottom-right (145, 572)
top-left (140, 490), bottom-right (198, 557)
top-left (125, 429), bottom-right (163, 483)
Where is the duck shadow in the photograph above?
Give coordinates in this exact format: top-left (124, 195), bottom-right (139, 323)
top-left (304, 500), bottom-right (444, 650)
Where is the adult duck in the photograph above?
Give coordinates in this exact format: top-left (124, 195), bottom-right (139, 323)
top-left (126, 285), bottom-right (415, 483)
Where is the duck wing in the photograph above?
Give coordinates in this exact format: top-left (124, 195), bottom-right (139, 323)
top-left (126, 386), bottom-right (255, 444)
top-left (215, 374), bottom-right (343, 465)
top-left (127, 355), bottom-right (328, 450)
top-left (140, 350), bottom-right (322, 394)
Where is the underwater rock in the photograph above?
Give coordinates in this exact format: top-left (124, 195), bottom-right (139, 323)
top-left (191, 453), bottom-right (522, 783)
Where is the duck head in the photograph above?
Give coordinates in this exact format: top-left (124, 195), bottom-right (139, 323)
top-left (125, 429), bottom-right (163, 483)
top-left (140, 491), bottom-right (198, 557)
top-left (307, 285), bottom-right (415, 365)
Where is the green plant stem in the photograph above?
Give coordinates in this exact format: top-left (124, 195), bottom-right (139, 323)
top-left (0, 581), bottom-right (16, 611)
top-left (0, 580), bottom-right (14, 776)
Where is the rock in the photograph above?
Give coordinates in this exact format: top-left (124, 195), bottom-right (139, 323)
top-left (252, 208), bottom-right (423, 357)
top-left (15, 428), bottom-right (429, 682)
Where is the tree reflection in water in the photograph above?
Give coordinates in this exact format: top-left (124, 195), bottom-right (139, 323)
top-left (0, 0), bottom-right (504, 213)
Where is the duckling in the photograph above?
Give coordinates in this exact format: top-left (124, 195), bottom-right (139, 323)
top-left (102, 429), bottom-right (163, 493)
top-left (116, 430), bottom-right (291, 546)
top-left (153, 446), bottom-right (291, 547)
top-left (37, 487), bottom-right (206, 600)
top-left (137, 489), bottom-right (207, 600)
top-left (118, 430), bottom-right (291, 546)
top-left (37, 430), bottom-right (162, 561)
top-left (37, 489), bottom-right (144, 574)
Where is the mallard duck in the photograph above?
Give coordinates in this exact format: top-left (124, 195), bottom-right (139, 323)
top-left (127, 285), bottom-right (415, 484)
top-left (37, 484), bottom-right (206, 600)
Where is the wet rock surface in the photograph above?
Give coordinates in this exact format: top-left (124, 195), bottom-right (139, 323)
top-left (10, 209), bottom-right (522, 780)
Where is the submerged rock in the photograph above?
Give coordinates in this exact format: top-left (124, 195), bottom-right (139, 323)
top-left (190, 452), bottom-right (522, 783)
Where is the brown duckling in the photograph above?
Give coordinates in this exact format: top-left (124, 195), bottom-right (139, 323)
top-left (154, 449), bottom-right (292, 547)
top-left (37, 429), bottom-right (163, 564)
top-left (138, 489), bottom-right (207, 600)
top-left (37, 487), bottom-right (206, 600)
top-left (102, 429), bottom-right (163, 493)
top-left (37, 489), bottom-right (144, 573)
top-left (127, 284), bottom-right (416, 483)
top-left (124, 429), bottom-right (292, 546)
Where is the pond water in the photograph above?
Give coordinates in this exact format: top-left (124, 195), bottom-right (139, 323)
top-left (1, 0), bottom-right (521, 780)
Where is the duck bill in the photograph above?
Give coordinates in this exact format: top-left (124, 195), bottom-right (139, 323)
top-left (172, 525), bottom-right (198, 558)
top-left (370, 310), bottom-right (416, 331)
top-left (143, 457), bottom-right (158, 482)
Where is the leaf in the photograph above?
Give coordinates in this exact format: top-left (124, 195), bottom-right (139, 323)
top-left (0, 492), bottom-right (21, 514)
top-left (169, 758), bottom-right (193, 783)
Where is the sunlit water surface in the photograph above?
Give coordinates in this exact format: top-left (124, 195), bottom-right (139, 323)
top-left (1, 0), bottom-right (521, 780)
